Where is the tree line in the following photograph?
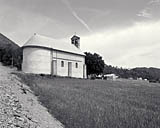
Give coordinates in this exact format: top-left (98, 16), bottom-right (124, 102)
top-left (85, 52), bottom-right (160, 82)
top-left (103, 65), bottom-right (160, 82)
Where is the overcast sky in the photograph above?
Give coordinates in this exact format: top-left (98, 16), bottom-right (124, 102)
top-left (0, 0), bottom-right (160, 68)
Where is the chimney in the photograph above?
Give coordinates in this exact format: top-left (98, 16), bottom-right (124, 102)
top-left (71, 35), bottom-right (80, 48)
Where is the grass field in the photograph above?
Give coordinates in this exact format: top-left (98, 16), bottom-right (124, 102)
top-left (15, 73), bottom-right (160, 128)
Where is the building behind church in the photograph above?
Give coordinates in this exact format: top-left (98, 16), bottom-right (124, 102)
top-left (22, 34), bottom-right (87, 78)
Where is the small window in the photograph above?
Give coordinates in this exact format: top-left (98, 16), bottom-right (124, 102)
top-left (75, 62), bottom-right (78, 68)
top-left (61, 61), bottom-right (64, 67)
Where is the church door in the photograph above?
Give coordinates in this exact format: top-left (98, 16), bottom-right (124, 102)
top-left (52, 60), bottom-right (57, 75)
top-left (68, 62), bottom-right (72, 77)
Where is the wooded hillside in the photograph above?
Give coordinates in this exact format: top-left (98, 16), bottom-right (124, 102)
top-left (0, 33), bottom-right (22, 70)
top-left (104, 65), bottom-right (160, 82)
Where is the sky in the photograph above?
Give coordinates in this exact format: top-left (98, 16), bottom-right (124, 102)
top-left (0, 0), bottom-right (160, 68)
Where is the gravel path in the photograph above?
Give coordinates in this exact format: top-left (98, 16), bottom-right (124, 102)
top-left (0, 63), bottom-right (64, 128)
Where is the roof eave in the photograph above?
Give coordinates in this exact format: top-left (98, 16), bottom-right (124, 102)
top-left (22, 45), bottom-right (85, 56)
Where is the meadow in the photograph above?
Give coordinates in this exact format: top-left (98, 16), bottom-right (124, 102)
top-left (15, 73), bottom-right (160, 128)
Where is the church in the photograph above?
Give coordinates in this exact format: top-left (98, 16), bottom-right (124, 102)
top-left (22, 34), bottom-right (87, 78)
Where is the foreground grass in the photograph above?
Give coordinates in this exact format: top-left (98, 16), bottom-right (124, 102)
top-left (14, 73), bottom-right (160, 128)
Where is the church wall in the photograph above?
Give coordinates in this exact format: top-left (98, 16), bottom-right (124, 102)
top-left (22, 47), bottom-right (51, 74)
top-left (52, 50), bottom-right (85, 78)
top-left (22, 47), bottom-right (86, 78)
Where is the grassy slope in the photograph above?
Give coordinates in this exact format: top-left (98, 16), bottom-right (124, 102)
top-left (15, 73), bottom-right (160, 128)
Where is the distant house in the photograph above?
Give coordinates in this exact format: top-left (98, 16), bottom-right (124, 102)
top-left (103, 74), bottom-right (118, 80)
top-left (22, 34), bottom-right (87, 78)
top-left (137, 77), bottom-right (143, 80)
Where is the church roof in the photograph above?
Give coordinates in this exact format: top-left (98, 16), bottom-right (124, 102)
top-left (23, 34), bottom-right (85, 56)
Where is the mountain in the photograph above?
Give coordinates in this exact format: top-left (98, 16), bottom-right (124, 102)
top-left (104, 65), bottom-right (160, 83)
top-left (131, 67), bottom-right (160, 82)
top-left (0, 33), bottom-right (20, 49)
top-left (0, 33), bottom-right (22, 69)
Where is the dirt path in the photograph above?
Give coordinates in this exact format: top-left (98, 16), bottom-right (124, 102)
top-left (0, 63), bottom-right (64, 128)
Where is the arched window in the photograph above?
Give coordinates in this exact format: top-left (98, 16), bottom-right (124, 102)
top-left (61, 61), bottom-right (64, 67)
top-left (75, 62), bottom-right (78, 68)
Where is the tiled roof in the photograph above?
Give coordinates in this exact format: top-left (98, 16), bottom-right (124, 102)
top-left (23, 34), bottom-right (85, 56)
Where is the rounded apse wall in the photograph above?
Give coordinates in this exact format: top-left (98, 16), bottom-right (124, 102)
top-left (22, 47), bottom-right (51, 74)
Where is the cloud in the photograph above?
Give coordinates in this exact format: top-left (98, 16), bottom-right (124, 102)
top-left (137, 8), bottom-right (152, 18)
top-left (61, 0), bottom-right (92, 33)
top-left (81, 20), bottom-right (160, 68)
top-left (1, 9), bottom-right (67, 45)
top-left (148, 0), bottom-right (160, 5)
top-left (1, 0), bottom-right (160, 68)
top-left (137, 0), bottom-right (160, 19)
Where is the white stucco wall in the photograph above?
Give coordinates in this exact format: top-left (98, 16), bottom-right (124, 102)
top-left (22, 47), bottom-right (86, 78)
top-left (22, 47), bottom-right (51, 74)
top-left (52, 50), bottom-right (85, 78)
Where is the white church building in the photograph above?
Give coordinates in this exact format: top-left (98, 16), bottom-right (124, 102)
top-left (22, 34), bottom-right (87, 78)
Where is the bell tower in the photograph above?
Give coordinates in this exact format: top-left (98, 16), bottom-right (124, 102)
top-left (71, 35), bottom-right (80, 48)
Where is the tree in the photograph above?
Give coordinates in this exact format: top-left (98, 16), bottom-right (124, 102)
top-left (12, 47), bottom-right (23, 70)
top-left (0, 43), bottom-right (23, 70)
top-left (1, 44), bottom-right (13, 66)
top-left (85, 52), bottom-right (105, 76)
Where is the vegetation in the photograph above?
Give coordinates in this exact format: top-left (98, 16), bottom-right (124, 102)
top-left (84, 52), bottom-right (160, 83)
top-left (1, 32), bottom-right (160, 82)
top-left (104, 65), bottom-right (160, 82)
top-left (85, 52), bottom-right (105, 76)
top-left (0, 33), bottom-right (22, 70)
top-left (15, 73), bottom-right (160, 128)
